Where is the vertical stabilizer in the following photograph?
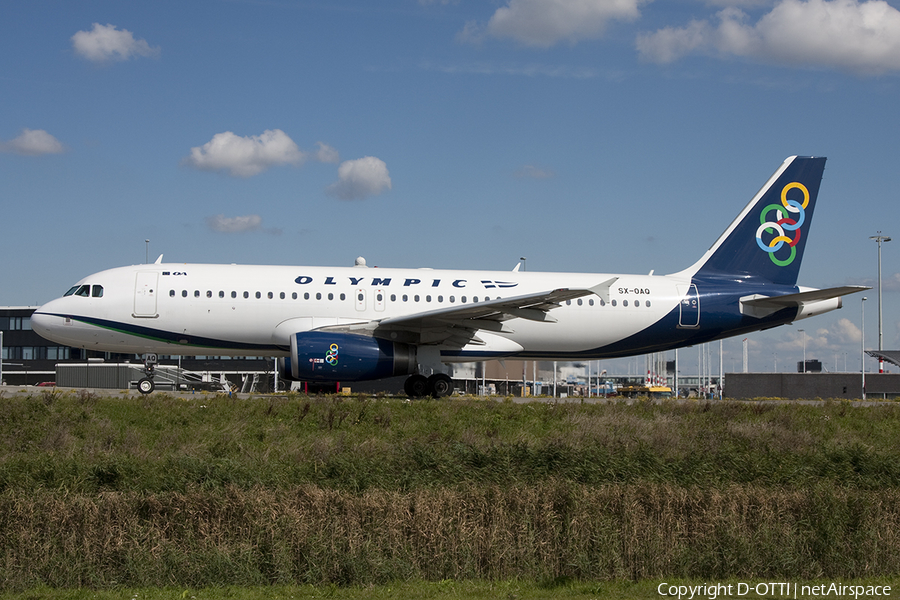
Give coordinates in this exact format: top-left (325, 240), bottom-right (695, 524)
top-left (682, 156), bottom-right (826, 286)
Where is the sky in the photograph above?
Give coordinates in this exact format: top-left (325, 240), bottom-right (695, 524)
top-left (2, 0), bottom-right (899, 377)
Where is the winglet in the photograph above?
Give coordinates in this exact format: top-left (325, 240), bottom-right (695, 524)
top-left (154, 254), bottom-right (164, 264)
top-left (589, 277), bottom-right (619, 304)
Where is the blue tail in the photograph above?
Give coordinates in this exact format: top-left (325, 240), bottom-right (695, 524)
top-left (687, 156), bottom-right (826, 287)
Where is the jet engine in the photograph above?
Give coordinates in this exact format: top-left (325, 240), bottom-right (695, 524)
top-left (277, 331), bottom-right (417, 382)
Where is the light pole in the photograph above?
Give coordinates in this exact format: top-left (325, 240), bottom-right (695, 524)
top-left (862, 297), bottom-right (867, 400)
top-left (798, 329), bottom-right (806, 373)
top-left (145, 239), bottom-right (150, 264)
top-left (870, 232), bottom-right (891, 373)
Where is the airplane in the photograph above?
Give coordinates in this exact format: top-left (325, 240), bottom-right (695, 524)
top-left (32, 155), bottom-right (866, 397)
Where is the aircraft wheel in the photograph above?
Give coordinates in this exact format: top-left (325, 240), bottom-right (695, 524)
top-left (137, 378), bottom-right (155, 395)
top-left (428, 373), bottom-right (454, 398)
top-left (404, 374), bottom-right (429, 398)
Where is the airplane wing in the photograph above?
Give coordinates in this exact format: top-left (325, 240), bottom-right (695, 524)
top-left (316, 277), bottom-right (618, 346)
top-left (740, 285), bottom-right (868, 318)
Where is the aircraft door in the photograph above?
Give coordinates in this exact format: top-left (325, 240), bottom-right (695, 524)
top-left (134, 271), bottom-right (159, 317)
top-left (355, 288), bottom-right (366, 312)
top-left (677, 284), bottom-right (700, 328)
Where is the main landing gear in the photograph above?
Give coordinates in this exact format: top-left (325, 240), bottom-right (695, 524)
top-left (404, 373), bottom-right (454, 399)
top-left (137, 353), bottom-right (158, 395)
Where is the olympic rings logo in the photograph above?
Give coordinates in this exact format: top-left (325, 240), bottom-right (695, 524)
top-left (325, 343), bottom-right (339, 366)
top-left (755, 181), bottom-right (809, 267)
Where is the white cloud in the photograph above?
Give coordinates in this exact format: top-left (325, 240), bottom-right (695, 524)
top-left (326, 156), bottom-right (392, 200)
top-left (315, 142), bottom-right (340, 164)
top-left (207, 214), bottom-right (262, 233)
top-left (1, 129), bottom-right (65, 156)
top-left (637, 0), bottom-right (900, 75)
top-left (184, 129), bottom-right (306, 177)
top-left (71, 23), bottom-right (160, 62)
top-left (462, 0), bottom-right (647, 47)
top-left (829, 318), bottom-right (862, 345)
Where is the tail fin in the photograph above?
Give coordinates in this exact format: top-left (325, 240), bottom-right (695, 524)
top-left (682, 156), bottom-right (827, 286)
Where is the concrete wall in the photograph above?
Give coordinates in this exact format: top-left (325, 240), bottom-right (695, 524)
top-left (725, 372), bottom-right (900, 400)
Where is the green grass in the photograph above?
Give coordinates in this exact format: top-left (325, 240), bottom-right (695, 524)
top-left (1, 391), bottom-right (899, 493)
top-left (2, 391), bottom-right (900, 590)
top-left (2, 579), bottom-right (899, 600)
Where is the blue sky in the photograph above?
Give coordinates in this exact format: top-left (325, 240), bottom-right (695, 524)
top-left (3, 0), bottom-right (899, 376)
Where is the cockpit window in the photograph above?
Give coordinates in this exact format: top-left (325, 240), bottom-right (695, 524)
top-left (64, 284), bottom-right (95, 297)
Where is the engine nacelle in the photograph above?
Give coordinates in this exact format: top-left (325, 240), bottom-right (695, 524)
top-left (277, 332), bottom-right (417, 382)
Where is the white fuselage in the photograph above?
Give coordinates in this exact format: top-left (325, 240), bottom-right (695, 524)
top-left (32, 262), bottom-right (686, 361)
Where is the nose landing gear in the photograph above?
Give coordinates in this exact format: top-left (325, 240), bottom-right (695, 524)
top-left (137, 353), bottom-right (158, 395)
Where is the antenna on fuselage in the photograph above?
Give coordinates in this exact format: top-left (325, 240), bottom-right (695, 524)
top-left (354, 256), bottom-right (367, 267)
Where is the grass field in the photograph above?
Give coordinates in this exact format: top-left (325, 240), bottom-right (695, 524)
top-left (1, 390), bottom-right (899, 593)
top-left (4, 579), bottom-right (900, 600)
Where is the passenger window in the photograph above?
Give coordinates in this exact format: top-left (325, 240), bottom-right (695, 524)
top-left (255, 292), bottom-right (261, 299)
top-left (91, 285), bottom-right (103, 298)
top-left (635, 300), bottom-right (640, 307)
top-left (328, 293), bottom-right (334, 300)
top-left (304, 293), bottom-right (309, 300)
top-left (292, 292), bottom-right (297, 300)
top-left (207, 291), bottom-right (212, 298)
top-left (268, 292), bottom-right (274, 299)
top-left (391, 294), bottom-right (396, 302)
top-left (402, 295), bottom-right (408, 302)
top-left (243, 292), bottom-right (249, 299)
top-left (194, 290), bottom-right (200, 298)
top-left (646, 300), bottom-right (651, 307)
top-left (182, 290), bottom-right (188, 298)
top-left (340, 293), bottom-right (346, 301)
top-left (426, 295), bottom-right (432, 302)
top-left (577, 299), bottom-right (582, 306)
top-left (600, 299), bottom-right (605, 306)
top-left (611, 300), bottom-right (617, 307)
top-left (623, 300), bottom-right (628, 307)
top-left (566, 300), bottom-right (571, 306)
top-left (279, 292), bottom-right (284, 299)
top-left (316, 293), bottom-right (322, 300)
top-left (219, 291), bottom-right (224, 298)
top-left (414, 295), bottom-right (420, 302)
top-left (231, 291), bottom-right (237, 299)
top-left (473, 296), bottom-right (478, 302)
top-left (461, 296), bottom-right (467, 303)
top-left (449, 296), bottom-right (455, 303)
top-left (438, 295), bottom-right (443, 302)
top-left (170, 290), bottom-right (175, 297)
top-left (589, 299), bottom-right (594, 306)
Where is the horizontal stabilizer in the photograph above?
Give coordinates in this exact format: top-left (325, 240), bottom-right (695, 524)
top-left (740, 285), bottom-right (868, 318)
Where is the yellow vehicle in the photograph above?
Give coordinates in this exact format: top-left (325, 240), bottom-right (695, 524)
top-left (619, 385), bottom-right (673, 399)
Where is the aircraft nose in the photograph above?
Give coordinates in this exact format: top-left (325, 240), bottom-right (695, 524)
top-left (31, 308), bottom-right (56, 338)
top-left (31, 301), bottom-right (68, 342)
